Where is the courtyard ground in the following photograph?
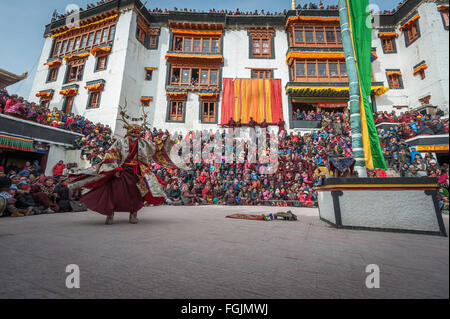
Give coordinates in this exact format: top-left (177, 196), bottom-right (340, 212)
top-left (0, 205), bottom-right (448, 299)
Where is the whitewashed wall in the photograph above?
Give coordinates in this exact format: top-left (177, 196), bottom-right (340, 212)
top-left (373, 2), bottom-right (449, 114)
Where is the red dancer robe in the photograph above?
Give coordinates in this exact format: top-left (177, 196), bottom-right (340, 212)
top-left (69, 136), bottom-right (185, 216)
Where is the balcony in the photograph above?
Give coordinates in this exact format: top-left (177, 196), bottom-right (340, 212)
top-left (0, 114), bottom-right (83, 148)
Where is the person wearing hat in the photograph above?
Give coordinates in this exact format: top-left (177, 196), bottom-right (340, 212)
top-left (31, 160), bottom-right (42, 176)
top-left (0, 180), bottom-right (25, 217)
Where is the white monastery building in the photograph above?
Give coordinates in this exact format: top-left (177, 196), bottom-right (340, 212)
top-left (29, 0), bottom-right (449, 137)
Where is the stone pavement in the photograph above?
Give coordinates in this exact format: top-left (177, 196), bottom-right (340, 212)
top-left (0, 205), bottom-right (448, 299)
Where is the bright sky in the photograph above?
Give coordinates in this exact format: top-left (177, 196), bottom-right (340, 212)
top-left (0, 0), bottom-right (401, 98)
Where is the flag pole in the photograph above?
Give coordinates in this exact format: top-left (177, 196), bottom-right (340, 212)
top-left (338, 0), bottom-right (367, 177)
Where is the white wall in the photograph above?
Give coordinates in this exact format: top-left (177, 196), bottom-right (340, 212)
top-left (373, 2), bottom-right (449, 114)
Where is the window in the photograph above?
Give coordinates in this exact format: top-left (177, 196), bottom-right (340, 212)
top-left (54, 42), bottom-right (61, 56)
top-left (339, 63), bottom-right (347, 76)
top-left (94, 31), bottom-right (101, 45)
top-left (315, 27), bottom-right (325, 43)
top-left (402, 19), bottom-right (420, 46)
top-left (200, 70), bottom-right (209, 84)
top-left (202, 102), bottom-right (216, 123)
top-left (295, 63), bottom-right (305, 77)
top-left (109, 25), bottom-right (116, 41)
top-left (329, 63), bottom-right (338, 77)
top-left (88, 92), bottom-right (100, 108)
top-left (67, 39), bottom-right (74, 52)
top-left (87, 33), bottom-right (94, 47)
top-left (251, 69), bottom-right (273, 79)
top-left (63, 96), bottom-right (74, 114)
top-left (292, 25), bottom-right (342, 46)
top-left (193, 39), bottom-right (201, 52)
top-left (336, 29), bottom-right (342, 43)
top-left (170, 67), bottom-right (219, 86)
top-left (252, 39), bottom-right (271, 57)
top-left (67, 61), bottom-right (85, 83)
top-left (182, 69), bottom-right (190, 84)
top-left (210, 70), bottom-right (218, 85)
top-left (307, 63), bottom-right (316, 76)
top-left (441, 9), bottom-right (449, 29)
top-left (41, 99), bottom-right (50, 109)
top-left (51, 24), bottom-right (116, 58)
top-left (101, 28), bottom-right (109, 43)
top-left (96, 55), bottom-right (108, 71)
top-left (47, 67), bottom-right (59, 82)
top-left (184, 38), bottom-right (192, 51)
top-left (137, 26), bottom-right (146, 44)
top-left (387, 72), bottom-right (403, 89)
top-left (212, 39), bottom-right (219, 53)
top-left (145, 70), bottom-right (153, 81)
top-left (74, 37), bottom-right (81, 51)
top-left (60, 41), bottom-right (67, 55)
top-left (169, 101), bottom-right (184, 121)
top-left (325, 27), bottom-right (336, 43)
top-left (294, 30), bottom-right (303, 43)
top-left (141, 99), bottom-right (151, 107)
top-left (317, 63), bottom-right (327, 77)
top-left (80, 35), bottom-right (87, 49)
top-left (150, 36), bottom-right (157, 49)
top-left (173, 36), bottom-right (220, 53)
top-left (293, 60), bottom-right (348, 81)
top-left (382, 38), bottom-right (395, 53)
top-left (202, 39), bottom-right (210, 52)
top-left (305, 28), bottom-right (314, 43)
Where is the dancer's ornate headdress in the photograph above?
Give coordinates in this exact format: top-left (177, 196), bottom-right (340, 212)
top-left (118, 100), bottom-right (150, 137)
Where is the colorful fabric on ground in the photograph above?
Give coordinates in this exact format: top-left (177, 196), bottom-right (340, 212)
top-left (347, 0), bottom-right (386, 170)
top-left (226, 213), bottom-right (265, 221)
top-left (220, 78), bottom-right (284, 125)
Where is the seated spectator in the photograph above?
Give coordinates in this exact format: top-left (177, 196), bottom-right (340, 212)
top-left (31, 177), bottom-right (60, 213)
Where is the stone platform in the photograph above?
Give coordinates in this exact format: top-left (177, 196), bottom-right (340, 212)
top-left (0, 205), bottom-right (448, 299)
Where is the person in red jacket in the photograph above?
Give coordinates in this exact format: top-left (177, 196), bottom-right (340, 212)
top-left (52, 160), bottom-right (65, 177)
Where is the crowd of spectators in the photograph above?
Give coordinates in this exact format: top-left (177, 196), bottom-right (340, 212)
top-left (49, 0), bottom-right (408, 21)
top-left (0, 162), bottom-right (83, 218)
top-left (0, 89), bottom-right (114, 164)
top-left (1, 87), bottom-right (448, 215)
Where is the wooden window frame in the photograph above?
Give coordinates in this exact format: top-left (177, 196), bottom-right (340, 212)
top-left (47, 67), bottom-right (59, 83)
top-left (251, 38), bottom-right (271, 58)
top-left (145, 69), bottom-right (153, 81)
top-left (95, 55), bottom-right (108, 72)
top-left (291, 24), bottom-right (342, 47)
top-left (251, 69), bottom-right (273, 79)
top-left (63, 95), bottom-right (75, 114)
top-left (149, 36), bottom-right (158, 49)
top-left (387, 72), bottom-right (404, 89)
top-left (381, 37), bottom-right (396, 53)
top-left (292, 59), bottom-right (348, 82)
top-left (141, 99), bottom-right (151, 107)
top-left (403, 21), bottom-right (420, 47)
top-left (170, 66), bottom-right (219, 87)
top-left (66, 59), bottom-right (85, 84)
top-left (201, 101), bottom-right (217, 123)
top-left (440, 9), bottom-right (449, 30)
top-left (168, 99), bottom-right (185, 122)
top-left (173, 36), bottom-right (221, 54)
top-left (87, 91), bottom-right (101, 109)
top-left (52, 24), bottom-right (116, 58)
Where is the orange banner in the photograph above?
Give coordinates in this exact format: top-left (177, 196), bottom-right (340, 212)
top-left (221, 78), bottom-right (283, 125)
